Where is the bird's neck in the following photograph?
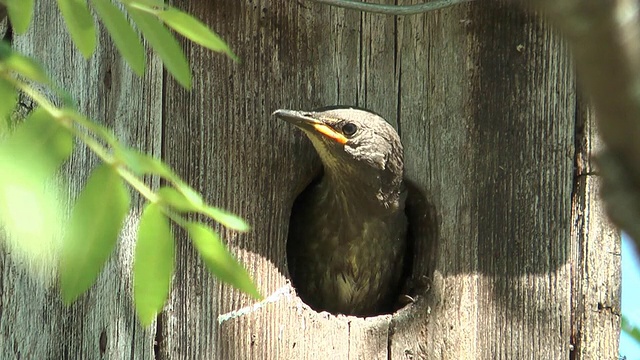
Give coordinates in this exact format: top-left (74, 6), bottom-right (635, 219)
top-left (319, 167), bottom-right (405, 216)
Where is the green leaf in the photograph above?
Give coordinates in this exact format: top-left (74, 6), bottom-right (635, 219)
top-left (134, 203), bottom-right (174, 326)
top-left (0, 79), bottom-right (17, 126)
top-left (66, 110), bottom-right (119, 146)
top-left (0, 170), bottom-right (66, 283)
top-left (156, 187), bottom-right (249, 232)
top-left (174, 181), bottom-right (203, 207)
top-left (157, 186), bottom-right (197, 212)
top-left (127, 5), bottom-right (191, 88)
top-left (91, 0), bottom-right (146, 76)
top-left (0, 41), bottom-right (9, 60)
top-left (1, 108), bottom-right (74, 177)
top-left (60, 90), bottom-right (77, 109)
top-left (157, 8), bottom-right (237, 60)
top-left (60, 164), bottom-right (131, 303)
top-left (0, 109), bottom-right (73, 278)
top-left (57, 0), bottom-right (97, 58)
top-left (187, 222), bottom-right (261, 299)
top-left (6, 0), bottom-right (35, 34)
top-left (6, 54), bottom-right (50, 84)
top-left (0, 41), bottom-right (51, 84)
top-left (622, 315), bottom-right (640, 343)
top-left (203, 206), bottom-right (249, 232)
top-left (128, 0), bottom-right (165, 6)
top-left (115, 147), bottom-right (173, 178)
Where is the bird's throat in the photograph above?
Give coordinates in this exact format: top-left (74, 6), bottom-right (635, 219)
top-left (317, 169), bottom-right (405, 217)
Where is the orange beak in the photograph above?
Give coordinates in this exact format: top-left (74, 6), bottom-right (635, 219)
top-left (273, 109), bottom-right (348, 145)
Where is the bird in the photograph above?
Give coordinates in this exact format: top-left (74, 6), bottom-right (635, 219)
top-left (273, 106), bottom-right (407, 316)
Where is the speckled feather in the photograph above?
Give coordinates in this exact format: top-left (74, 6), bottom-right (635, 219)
top-left (281, 108), bottom-right (407, 316)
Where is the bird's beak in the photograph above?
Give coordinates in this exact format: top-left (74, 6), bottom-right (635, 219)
top-left (273, 109), bottom-right (348, 145)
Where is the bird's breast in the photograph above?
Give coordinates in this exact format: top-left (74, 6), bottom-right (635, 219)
top-left (287, 178), bottom-right (407, 315)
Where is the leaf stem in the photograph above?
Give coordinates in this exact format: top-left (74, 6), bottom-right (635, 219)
top-left (2, 70), bottom-right (238, 231)
top-left (6, 74), bottom-right (163, 206)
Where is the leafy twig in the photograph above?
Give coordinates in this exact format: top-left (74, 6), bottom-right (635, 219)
top-left (0, 33), bottom-right (259, 325)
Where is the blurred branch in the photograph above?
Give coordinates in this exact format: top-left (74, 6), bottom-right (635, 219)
top-left (529, 0), bottom-right (640, 250)
top-left (304, 0), bottom-right (471, 15)
top-left (0, 4), bottom-right (6, 24)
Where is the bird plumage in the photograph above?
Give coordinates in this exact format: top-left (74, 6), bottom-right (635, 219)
top-left (274, 107), bottom-right (407, 316)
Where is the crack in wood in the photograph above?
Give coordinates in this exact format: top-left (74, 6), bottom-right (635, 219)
top-left (386, 318), bottom-right (393, 360)
top-left (154, 313), bottom-right (163, 360)
top-left (347, 319), bottom-right (352, 359)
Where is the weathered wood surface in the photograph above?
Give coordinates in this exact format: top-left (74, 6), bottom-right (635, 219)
top-left (0, 0), bottom-right (620, 359)
top-left (570, 94), bottom-right (621, 358)
top-left (0, 1), bottom-right (161, 358)
top-left (0, 16), bottom-right (6, 40)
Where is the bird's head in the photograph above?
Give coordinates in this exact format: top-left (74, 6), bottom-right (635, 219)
top-left (274, 107), bottom-right (404, 206)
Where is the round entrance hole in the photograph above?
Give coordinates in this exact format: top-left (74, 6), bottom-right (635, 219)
top-left (285, 175), bottom-right (438, 317)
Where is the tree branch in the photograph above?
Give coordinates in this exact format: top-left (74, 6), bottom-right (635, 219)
top-left (530, 0), bottom-right (640, 250)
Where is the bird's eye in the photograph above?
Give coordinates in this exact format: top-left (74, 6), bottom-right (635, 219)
top-left (342, 122), bottom-right (358, 137)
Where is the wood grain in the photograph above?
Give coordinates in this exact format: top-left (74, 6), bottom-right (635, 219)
top-left (0, 1), bottom-right (161, 358)
top-left (0, 0), bottom-right (620, 359)
top-left (570, 93), bottom-right (621, 358)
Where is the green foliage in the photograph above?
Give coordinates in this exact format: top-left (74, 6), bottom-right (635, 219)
top-left (622, 315), bottom-right (640, 343)
top-left (0, 108), bottom-right (74, 176)
top-left (157, 8), bottom-right (237, 60)
top-left (126, 5), bottom-right (192, 88)
top-left (60, 164), bottom-right (131, 303)
top-left (134, 203), bottom-right (174, 325)
top-left (0, 78), bottom-right (17, 127)
top-left (203, 207), bottom-right (250, 232)
top-left (91, 0), bottom-right (146, 75)
top-left (157, 187), bottom-right (250, 231)
top-left (5, 0), bottom-right (35, 34)
top-left (7, 0), bottom-right (235, 85)
top-left (116, 147), bottom-right (174, 177)
top-left (5, 0), bottom-right (236, 83)
top-left (0, 108), bottom-right (73, 279)
top-left (188, 222), bottom-right (261, 299)
top-left (0, 41), bottom-right (50, 84)
top-left (57, 0), bottom-right (97, 58)
top-left (0, 0), bottom-right (259, 326)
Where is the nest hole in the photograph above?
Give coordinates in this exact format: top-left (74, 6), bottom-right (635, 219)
top-left (285, 175), bottom-right (438, 318)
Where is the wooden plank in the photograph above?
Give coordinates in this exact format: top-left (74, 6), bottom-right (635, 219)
top-left (160, 0), bottom-right (338, 357)
top-left (348, 316), bottom-right (392, 360)
top-left (0, 1), bottom-right (161, 358)
top-left (470, 5), bottom-right (574, 358)
top-left (570, 95), bottom-right (621, 358)
top-left (392, 1), bottom-right (592, 359)
top-left (160, 0), bottom-right (619, 358)
top-left (393, 4), bottom-right (619, 359)
top-left (392, 3), bottom-right (480, 358)
top-left (0, 0), bottom-right (619, 359)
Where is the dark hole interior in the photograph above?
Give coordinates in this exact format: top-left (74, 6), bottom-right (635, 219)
top-left (285, 175), bottom-right (438, 317)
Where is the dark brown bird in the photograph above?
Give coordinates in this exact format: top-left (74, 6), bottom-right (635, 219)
top-left (274, 107), bottom-right (407, 316)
